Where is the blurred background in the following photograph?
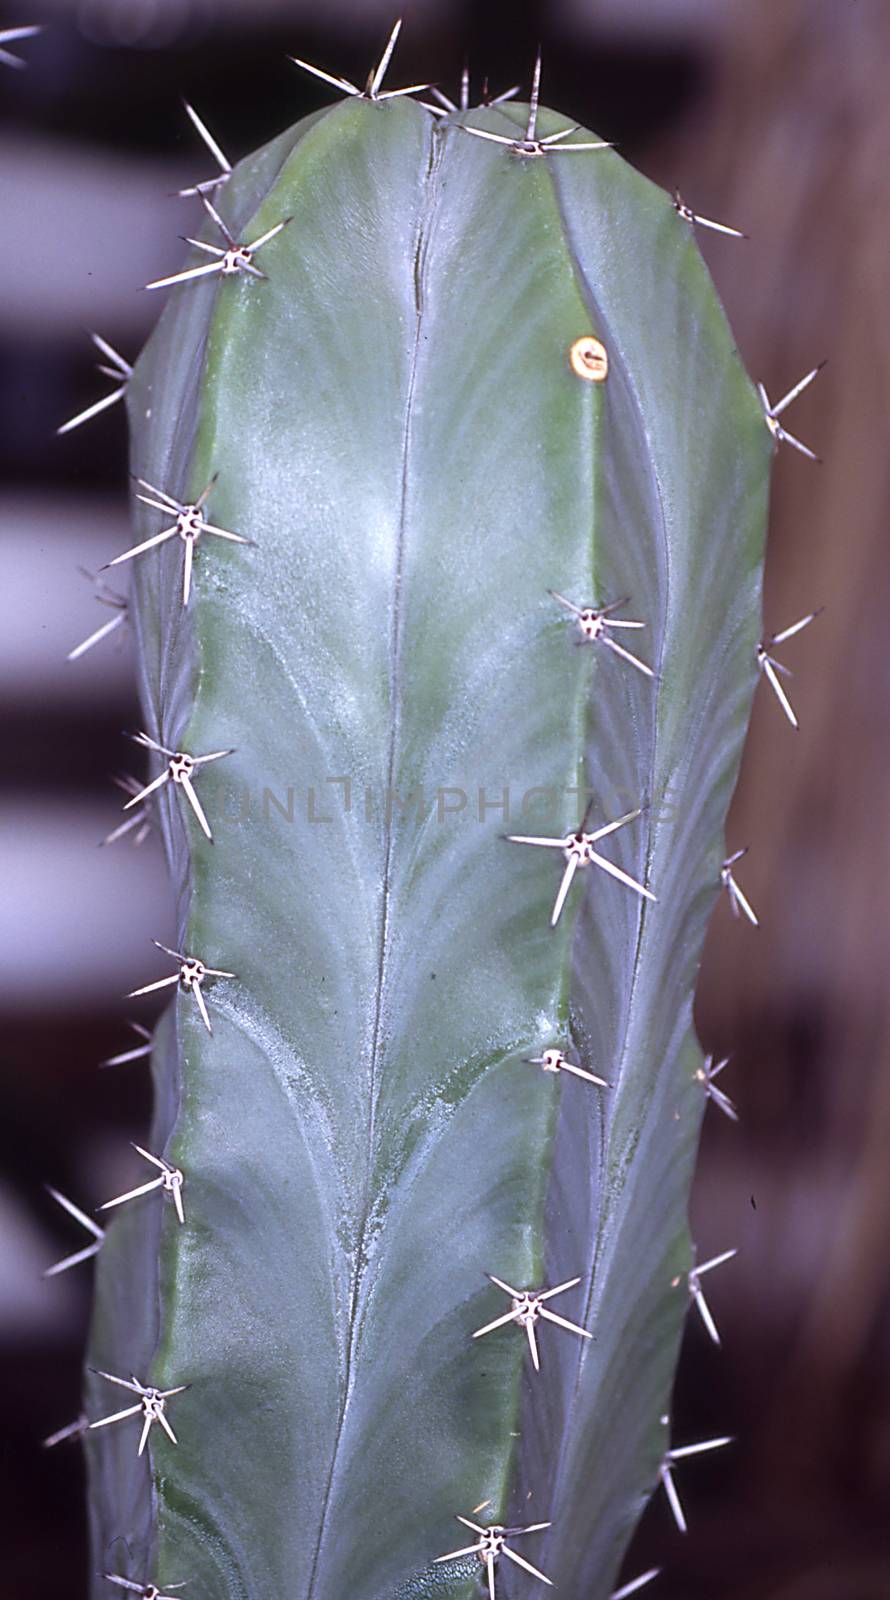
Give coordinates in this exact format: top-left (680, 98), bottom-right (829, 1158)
top-left (2, 0), bottom-right (888, 1595)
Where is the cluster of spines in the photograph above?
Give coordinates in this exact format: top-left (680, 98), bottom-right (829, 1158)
top-left (39, 17), bottom-right (827, 1598)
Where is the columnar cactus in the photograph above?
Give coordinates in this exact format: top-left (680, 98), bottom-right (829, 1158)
top-left (51, 24), bottom-right (822, 1600)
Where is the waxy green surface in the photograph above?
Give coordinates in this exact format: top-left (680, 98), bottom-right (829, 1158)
top-left (86, 93), bottom-right (770, 1600)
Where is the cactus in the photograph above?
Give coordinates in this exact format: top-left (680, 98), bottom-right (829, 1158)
top-left (59, 27), bottom-right (806, 1600)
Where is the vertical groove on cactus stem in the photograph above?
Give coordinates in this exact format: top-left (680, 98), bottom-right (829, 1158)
top-left (303, 124), bottom-right (446, 1600)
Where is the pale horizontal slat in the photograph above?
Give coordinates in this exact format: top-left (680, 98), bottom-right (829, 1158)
top-left (0, 496), bottom-right (135, 703)
top-left (0, 799), bottom-right (175, 1008)
top-left (0, 138), bottom-right (204, 333)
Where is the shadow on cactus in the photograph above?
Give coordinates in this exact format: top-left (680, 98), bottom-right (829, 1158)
top-left (68, 23), bottom-right (784, 1600)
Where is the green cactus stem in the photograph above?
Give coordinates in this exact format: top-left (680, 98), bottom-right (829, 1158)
top-left (84, 57), bottom-right (772, 1600)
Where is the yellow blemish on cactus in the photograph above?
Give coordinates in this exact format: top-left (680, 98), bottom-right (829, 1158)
top-left (569, 336), bottom-right (608, 382)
